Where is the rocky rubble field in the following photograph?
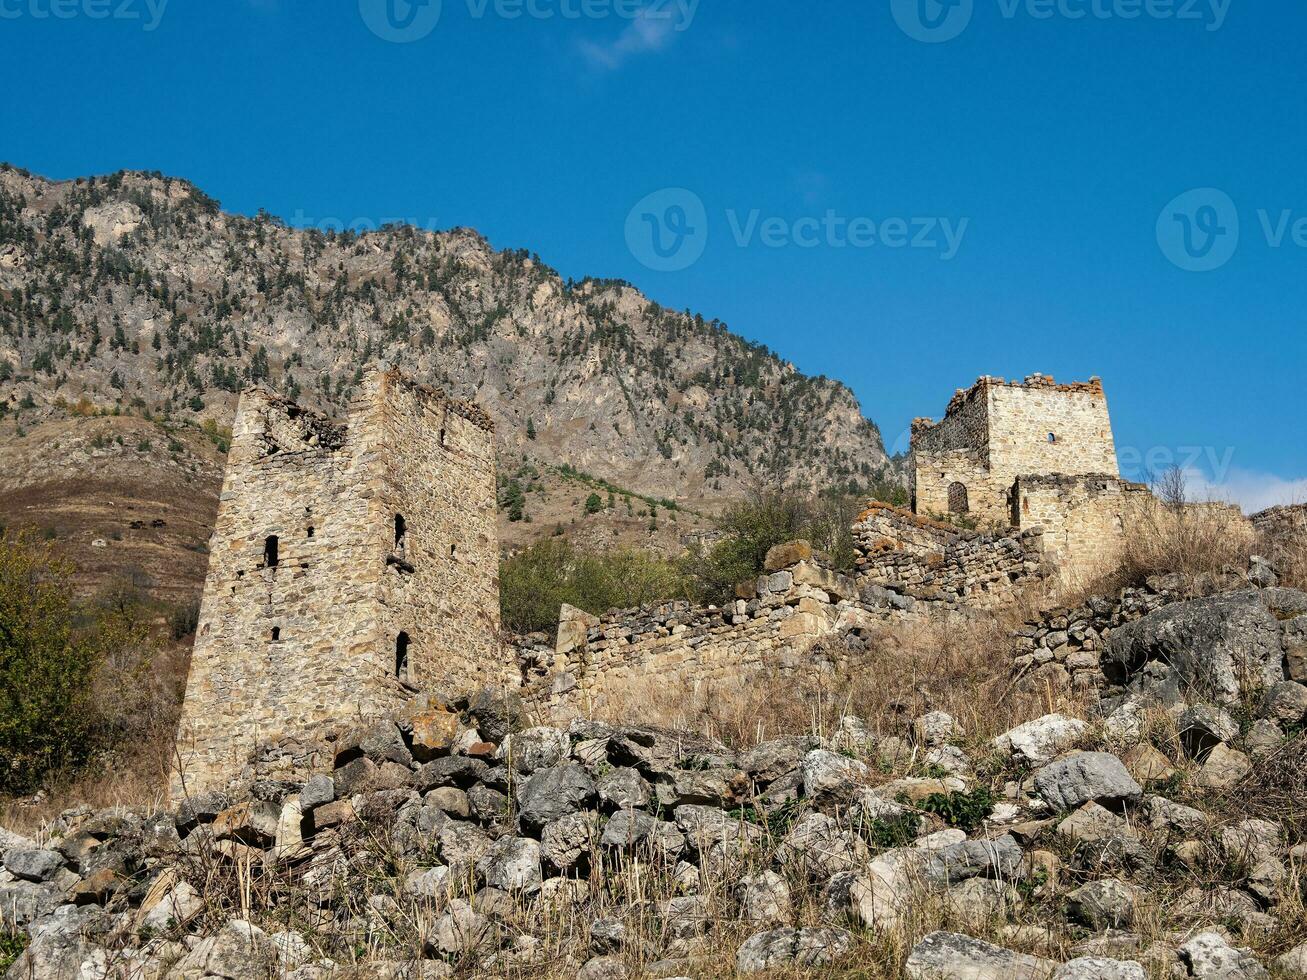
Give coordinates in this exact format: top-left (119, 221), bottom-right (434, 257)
top-left (4, 583), bottom-right (1307, 979)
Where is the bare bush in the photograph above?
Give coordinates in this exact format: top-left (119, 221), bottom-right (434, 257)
top-left (1123, 467), bottom-right (1254, 588)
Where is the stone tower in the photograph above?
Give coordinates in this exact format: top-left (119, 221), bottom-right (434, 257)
top-left (910, 374), bottom-right (1119, 527)
top-left (172, 367), bottom-right (500, 796)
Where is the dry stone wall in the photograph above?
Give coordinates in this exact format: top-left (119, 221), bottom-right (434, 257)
top-left (173, 368), bottom-right (500, 797)
top-left (851, 503), bottom-right (1047, 608)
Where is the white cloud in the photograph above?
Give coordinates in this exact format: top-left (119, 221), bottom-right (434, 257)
top-left (578, 6), bottom-right (683, 70)
top-left (1180, 467), bottom-right (1307, 515)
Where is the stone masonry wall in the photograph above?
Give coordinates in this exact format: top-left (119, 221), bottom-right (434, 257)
top-left (520, 515), bottom-right (1051, 722)
top-left (912, 375), bottom-right (1118, 528)
top-left (174, 369), bottom-right (499, 797)
top-left (851, 502), bottom-right (1047, 607)
top-left (1014, 474), bottom-right (1149, 589)
top-left (520, 556), bottom-right (885, 721)
top-left (370, 372), bottom-right (502, 696)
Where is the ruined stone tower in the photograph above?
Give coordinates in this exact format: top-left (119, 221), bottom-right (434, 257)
top-left (172, 367), bottom-right (500, 796)
top-left (911, 374), bottom-right (1119, 527)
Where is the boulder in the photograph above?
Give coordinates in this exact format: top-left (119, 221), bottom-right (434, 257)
top-left (1052, 958), bottom-right (1145, 980)
top-left (779, 813), bottom-right (868, 878)
top-left (740, 738), bottom-right (815, 784)
top-left (737, 870), bottom-right (792, 926)
top-left (764, 539), bottom-right (812, 572)
top-left (736, 927), bottom-right (852, 973)
top-left (801, 749), bottom-right (870, 799)
top-left (1066, 879), bottom-right (1143, 930)
top-left (1195, 744), bottom-right (1251, 791)
top-left (170, 918), bottom-right (279, 978)
top-left (914, 711), bottom-right (962, 747)
top-left (600, 810), bottom-right (685, 859)
top-left (904, 931), bottom-right (1055, 980)
top-left (3, 848), bottom-right (65, 883)
top-left (595, 767), bottom-right (651, 811)
top-left (516, 763), bottom-right (595, 832)
top-left (1104, 591), bottom-right (1289, 706)
top-left (425, 899), bottom-right (494, 956)
top-left (299, 774), bottom-right (335, 812)
top-left (476, 837), bottom-right (541, 892)
top-left (1261, 681), bottom-right (1307, 726)
top-left (499, 727), bottom-right (571, 775)
top-left (1121, 744), bottom-right (1175, 785)
top-left (993, 714), bottom-right (1089, 767)
top-left (1033, 753), bottom-right (1142, 810)
top-left (1176, 931), bottom-right (1269, 979)
top-left (540, 811), bottom-right (599, 873)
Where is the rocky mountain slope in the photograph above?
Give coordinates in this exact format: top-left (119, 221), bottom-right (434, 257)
top-left (0, 165), bottom-right (889, 499)
top-left (0, 163), bottom-right (893, 596)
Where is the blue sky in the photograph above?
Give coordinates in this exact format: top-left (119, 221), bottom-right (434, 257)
top-left (2, 0), bottom-right (1304, 509)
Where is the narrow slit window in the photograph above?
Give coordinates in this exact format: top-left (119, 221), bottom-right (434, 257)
top-left (450, 543), bottom-right (457, 560)
top-left (395, 632), bottom-right (411, 680)
top-left (264, 535), bottom-right (279, 568)
top-left (271, 627), bottom-right (281, 642)
top-left (394, 514), bottom-right (407, 552)
top-left (307, 526), bottom-right (315, 539)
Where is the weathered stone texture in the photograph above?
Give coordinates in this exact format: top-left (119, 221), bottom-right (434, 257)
top-left (173, 368), bottom-right (500, 797)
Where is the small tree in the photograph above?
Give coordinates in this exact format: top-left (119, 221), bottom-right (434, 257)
top-left (585, 492), bottom-right (603, 515)
top-left (0, 535), bottom-right (99, 792)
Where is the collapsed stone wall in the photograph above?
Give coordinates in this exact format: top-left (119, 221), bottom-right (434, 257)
top-left (519, 521), bottom-right (1050, 722)
top-left (518, 553), bottom-right (890, 722)
top-left (851, 502), bottom-right (1047, 608)
top-left (1009, 577), bottom-right (1185, 699)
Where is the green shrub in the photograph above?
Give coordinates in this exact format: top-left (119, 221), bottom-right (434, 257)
top-left (916, 787), bottom-right (996, 833)
top-left (500, 540), bottom-right (693, 635)
top-left (685, 488), bottom-right (863, 604)
top-left (0, 535), bottom-right (158, 794)
top-left (0, 930), bottom-right (27, 973)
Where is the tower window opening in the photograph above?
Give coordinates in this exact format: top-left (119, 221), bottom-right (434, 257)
top-left (450, 543), bottom-right (457, 560)
top-left (307, 526), bottom-right (315, 539)
top-left (271, 627), bottom-right (281, 642)
top-left (394, 514), bottom-right (407, 552)
top-left (264, 535), bottom-right (279, 568)
top-left (1047, 432), bottom-right (1057, 443)
top-left (395, 632), bottom-right (411, 680)
top-left (948, 482), bottom-right (970, 515)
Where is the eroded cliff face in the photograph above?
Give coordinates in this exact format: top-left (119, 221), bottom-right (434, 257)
top-left (0, 166), bottom-right (890, 510)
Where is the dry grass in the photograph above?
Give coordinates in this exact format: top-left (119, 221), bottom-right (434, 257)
top-left (597, 607), bottom-right (1089, 759)
top-left (1123, 469), bottom-right (1254, 590)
